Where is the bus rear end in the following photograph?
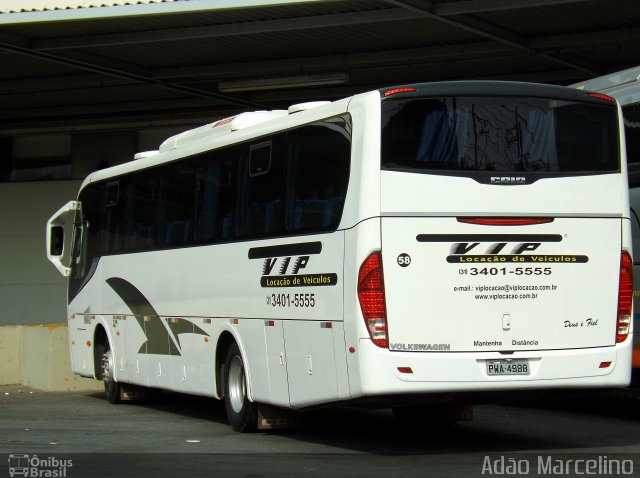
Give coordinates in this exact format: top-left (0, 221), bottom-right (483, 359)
top-left (354, 82), bottom-right (632, 400)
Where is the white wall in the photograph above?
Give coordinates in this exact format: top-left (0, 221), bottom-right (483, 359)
top-left (0, 180), bottom-right (103, 390)
top-left (0, 126), bottom-right (197, 389)
top-left (0, 180), bottom-right (81, 325)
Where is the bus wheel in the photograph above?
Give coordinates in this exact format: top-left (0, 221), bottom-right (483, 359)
top-left (101, 345), bottom-right (121, 404)
top-left (223, 343), bottom-right (257, 432)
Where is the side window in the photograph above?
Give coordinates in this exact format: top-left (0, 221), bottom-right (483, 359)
top-left (76, 184), bottom-right (100, 266)
top-left (624, 103), bottom-right (640, 188)
top-left (242, 137), bottom-right (285, 238)
top-left (71, 184), bottom-right (100, 284)
top-left (159, 162), bottom-right (196, 247)
top-left (286, 115), bottom-right (351, 232)
top-left (123, 172), bottom-right (157, 251)
top-left (250, 140), bottom-right (272, 176)
top-left (102, 180), bottom-right (124, 253)
top-left (106, 181), bottom-right (119, 207)
top-left (194, 150), bottom-right (240, 242)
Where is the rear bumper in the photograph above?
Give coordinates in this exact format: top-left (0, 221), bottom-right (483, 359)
top-left (353, 337), bottom-right (632, 397)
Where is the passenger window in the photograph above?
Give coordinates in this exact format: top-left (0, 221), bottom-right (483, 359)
top-left (243, 137), bottom-right (284, 238)
top-left (123, 173), bottom-right (157, 250)
top-left (250, 141), bottom-right (272, 177)
top-left (103, 180), bottom-right (125, 253)
top-left (195, 150), bottom-right (240, 242)
top-left (158, 162), bottom-right (196, 247)
top-left (106, 181), bottom-right (119, 207)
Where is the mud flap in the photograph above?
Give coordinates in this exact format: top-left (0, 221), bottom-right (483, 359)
top-left (452, 404), bottom-right (474, 422)
top-left (257, 404), bottom-right (307, 430)
top-left (119, 384), bottom-right (160, 401)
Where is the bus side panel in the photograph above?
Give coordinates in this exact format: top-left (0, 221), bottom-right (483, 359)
top-left (340, 91), bottom-right (382, 230)
top-left (283, 321), bottom-right (347, 407)
top-left (68, 230), bottom-right (349, 406)
top-left (245, 230), bottom-right (348, 408)
top-left (232, 318), bottom-right (271, 403)
top-left (343, 218), bottom-right (382, 400)
top-left (629, 188), bottom-right (640, 370)
top-left (67, 261), bottom-right (110, 380)
top-left (67, 313), bottom-right (97, 378)
top-left (264, 320), bottom-right (289, 406)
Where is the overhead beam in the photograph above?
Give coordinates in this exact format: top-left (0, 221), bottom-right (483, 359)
top-left (0, 74), bottom-right (130, 94)
top-left (33, 8), bottom-right (418, 50)
top-left (153, 41), bottom-right (513, 80)
top-left (154, 21), bottom-right (632, 82)
top-left (31, 0), bottom-right (589, 51)
top-left (528, 27), bottom-right (640, 49)
top-left (0, 96), bottom-right (217, 120)
top-left (384, 0), bottom-right (600, 76)
top-left (0, 33), bottom-right (266, 109)
top-left (433, 0), bottom-right (589, 16)
top-left (4, 27), bottom-right (620, 94)
top-left (4, 23), bottom-right (633, 96)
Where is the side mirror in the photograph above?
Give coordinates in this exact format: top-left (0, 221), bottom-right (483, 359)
top-left (46, 201), bottom-right (81, 277)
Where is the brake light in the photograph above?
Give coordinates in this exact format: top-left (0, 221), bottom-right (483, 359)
top-left (383, 87), bottom-right (416, 97)
top-left (358, 251), bottom-right (388, 348)
top-left (586, 92), bottom-right (616, 103)
top-left (617, 251), bottom-right (633, 343)
top-left (457, 217), bottom-right (553, 226)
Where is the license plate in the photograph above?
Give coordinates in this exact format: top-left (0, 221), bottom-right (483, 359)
top-left (486, 359), bottom-right (530, 376)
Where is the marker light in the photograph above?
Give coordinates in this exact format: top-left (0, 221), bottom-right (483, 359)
top-left (358, 251), bottom-right (388, 348)
top-left (457, 217), bottom-right (553, 226)
top-left (617, 251), bottom-right (633, 343)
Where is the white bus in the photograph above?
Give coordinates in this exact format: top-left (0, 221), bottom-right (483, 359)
top-left (47, 81), bottom-right (633, 432)
top-left (573, 66), bottom-right (640, 383)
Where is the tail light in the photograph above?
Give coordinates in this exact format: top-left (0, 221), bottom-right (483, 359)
top-left (358, 251), bottom-right (388, 348)
top-left (586, 92), bottom-right (616, 103)
top-left (457, 217), bottom-right (553, 226)
top-left (617, 251), bottom-right (633, 343)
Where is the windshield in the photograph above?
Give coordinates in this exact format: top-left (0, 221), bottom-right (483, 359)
top-left (381, 96), bottom-right (619, 175)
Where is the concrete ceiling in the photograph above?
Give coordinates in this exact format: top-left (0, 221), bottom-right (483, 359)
top-left (1, 0), bottom-right (639, 133)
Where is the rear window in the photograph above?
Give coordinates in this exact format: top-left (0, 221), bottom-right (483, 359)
top-left (381, 97), bottom-right (619, 175)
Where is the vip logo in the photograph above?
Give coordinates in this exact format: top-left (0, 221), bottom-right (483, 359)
top-left (262, 255), bottom-right (310, 275)
top-left (490, 176), bottom-right (526, 185)
top-left (417, 233), bottom-right (585, 264)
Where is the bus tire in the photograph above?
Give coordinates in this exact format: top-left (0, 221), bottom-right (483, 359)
top-left (223, 343), bottom-right (257, 432)
top-left (100, 344), bottom-right (121, 404)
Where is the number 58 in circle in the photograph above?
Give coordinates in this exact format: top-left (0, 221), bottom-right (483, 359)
top-left (397, 253), bottom-right (411, 267)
